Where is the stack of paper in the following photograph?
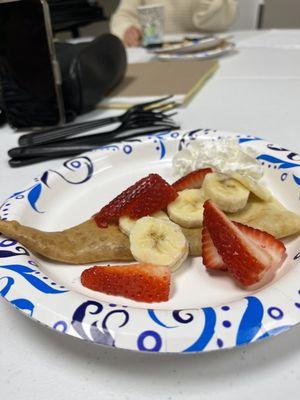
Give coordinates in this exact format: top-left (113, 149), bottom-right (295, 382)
top-left (99, 59), bottom-right (218, 109)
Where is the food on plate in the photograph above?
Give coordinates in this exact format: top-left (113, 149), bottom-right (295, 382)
top-left (181, 226), bottom-right (202, 256)
top-left (172, 137), bottom-right (300, 239)
top-left (119, 210), bottom-right (169, 236)
top-left (129, 216), bottom-right (188, 272)
top-left (1, 136), bottom-right (300, 303)
top-left (202, 172), bottom-right (249, 213)
top-left (231, 172), bottom-right (271, 201)
top-left (228, 195), bottom-right (300, 239)
top-left (173, 137), bottom-right (264, 181)
top-left (0, 216), bottom-right (200, 263)
top-left (171, 167), bottom-right (212, 191)
top-left (167, 189), bottom-right (206, 228)
top-left (81, 263), bottom-right (170, 303)
top-left (1, 176), bottom-right (297, 266)
top-left (203, 200), bottom-right (286, 288)
top-left (94, 173), bottom-right (177, 228)
top-left (202, 226), bottom-right (227, 270)
top-left (0, 219), bottom-right (133, 264)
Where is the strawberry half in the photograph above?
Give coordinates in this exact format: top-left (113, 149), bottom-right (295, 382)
top-left (81, 263), bottom-right (170, 303)
top-left (172, 168), bottom-right (212, 192)
top-left (94, 173), bottom-right (177, 228)
top-left (202, 226), bottom-right (227, 270)
top-left (202, 221), bottom-right (286, 273)
top-left (203, 200), bottom-right (286, 287)
top-left (233, 222), bottom-right (286, 270)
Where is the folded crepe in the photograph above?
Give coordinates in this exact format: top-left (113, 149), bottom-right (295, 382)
top-left (228, 195), bottom-right (300, 239)
top-left (0, 195), bottom-right (299, 264)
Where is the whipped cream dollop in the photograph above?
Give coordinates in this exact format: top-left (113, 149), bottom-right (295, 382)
top-left (173, 137), bottom-right (263, 180)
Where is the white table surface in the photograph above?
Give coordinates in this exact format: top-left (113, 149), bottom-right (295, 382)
top-left (1, 30), bottom-right (300, 399)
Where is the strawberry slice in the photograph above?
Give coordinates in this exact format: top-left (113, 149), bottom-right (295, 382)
top-left (233, 222), bottom-right (286, 270)
top-left (202, 221), bottom-right (286, 273)
top-left (94, 173), bottom-right (177, 228)
top-left (203, 200), bottom-right (286, 287)
top-left (172, 168), bottom-right (212, 192)
top-left (202, 226), bottom-right (227, 270)
top-left (81, 263), bottom-right (171, 303)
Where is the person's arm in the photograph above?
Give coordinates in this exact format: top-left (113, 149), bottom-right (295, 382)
top-left (193, 0), bottom-right (238, 31)
top-left (110, 0), bottom-right (142, 46)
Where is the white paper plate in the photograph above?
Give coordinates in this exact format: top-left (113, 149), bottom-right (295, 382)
top-left (155, 42), bottom-right (235, 60)
top-left (151, 36), bottom-right (224, 55)
top-left (1, 129), bottom-right (300, 353)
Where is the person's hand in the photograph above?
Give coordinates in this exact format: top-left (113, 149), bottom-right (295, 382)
top-left (123, 26), bottom-right (141, 47)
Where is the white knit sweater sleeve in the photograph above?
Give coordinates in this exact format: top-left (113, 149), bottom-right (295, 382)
top-left (193, 0), bottom-right (238, 31)
top-left (110, 0), bottom-right (142, 40)
top-left (110, 0), bottom-right (238, 40)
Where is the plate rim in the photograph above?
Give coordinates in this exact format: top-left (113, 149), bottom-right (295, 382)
top-left (155, 42), bottom-right (235, 60)
top-left (151, 36), bottom-right (223, 54)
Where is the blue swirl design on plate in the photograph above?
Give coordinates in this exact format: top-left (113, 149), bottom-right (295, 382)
top-left (41, 156), bottom-right (94, 186)
top-left (184, 308), bottom-right (216, 352)
top-left (98, 144), bottom-right (119, 152)
top-left (148, 309), bottom-right (177, 328)
top-left (0, 239), bottom-right (30, 258)
top-left (122, 138), bottom-right (143, 155)
top-left (256, 154), bottom-right (300, 169)
top-left (53, 320), bottom-right (68, 333)
top-left (293, 175), bottom-right (300, 186)
top-left (172, 309), bottom-right (194, 324)
top-left (10, 297), bottom-right (35, 316)
top-left (97, 141), bottom-right (143, 156)
top-left (178, 129), bottom-right (203, 151)
top-left (0, 275), bottom-right (14, 296)
top-left (5, 182), bottom-right (45, 213)
top-left (122, 144), bottom-right (132, 154)
top-left (148, 309), bottom-right (195, 330)
top-left (238, 136), bottom-right (262, 144)
top-left (137, 330), bottom-right (162, 352)
top-left (0, 276), bottom-right (34, 316)
top-left (27, 183), bottom-right (43, 213)
top-left (0, 264), bottom-right (67, 294)
top-left (236, 296), bottom-right (264, 346)
top-left (1, 157), bottom-right (94, 214)
top-left (0, 248), bottom-right (29, 258)
top-left (152, 131), bottom-right (173, 159)
top-left (256, 325), bottom-right (292, 341)
top-left (72, 300), bottom-right (129, 346)
top-left (97, 140), bottom-right (142, 156)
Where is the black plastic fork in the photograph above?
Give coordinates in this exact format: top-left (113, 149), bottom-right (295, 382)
top-left (8, 126), bottom-right (176, 167)
top-left (18, 96), bottom-right (178, 147)
top-left (9, 113), bottom-right (179, 159)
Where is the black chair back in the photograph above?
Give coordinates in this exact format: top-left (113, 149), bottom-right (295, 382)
top-left (48, 0), bottom-right (107, 37)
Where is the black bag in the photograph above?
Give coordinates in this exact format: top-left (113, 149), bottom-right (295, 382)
top-left (0, 33), bottom-right (127, 127)
top-left (55, 33), bottom-right (127, 121)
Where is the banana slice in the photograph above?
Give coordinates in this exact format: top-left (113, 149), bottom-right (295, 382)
top-left (202, 172), bottom-right (249, 213)
top-left (167, 189), bottom-right (205, 228)
top-left (130, 216), bottom-right (188, 272)
top-left (151, 210), bottom-right (170, 221)
top-left (119, 211), bottom-right (169, 236)
top-left (171, 247), bottom-right (189, 272)
top-left (232, 172), bottom-right (272, 201)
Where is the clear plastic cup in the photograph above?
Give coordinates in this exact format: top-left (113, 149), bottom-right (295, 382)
top-left (138, 4), bottom-right (164, 46)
